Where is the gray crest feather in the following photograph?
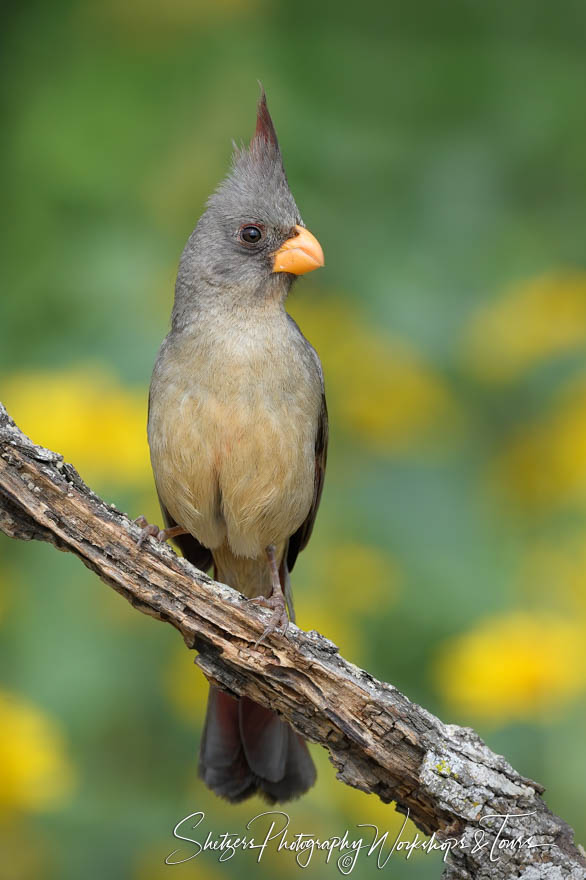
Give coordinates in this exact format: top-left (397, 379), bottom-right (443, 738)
top-left (207, 87), bottom-right (300, 229)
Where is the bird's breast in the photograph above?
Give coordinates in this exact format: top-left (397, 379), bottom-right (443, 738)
top-left (148, 322), bottom-right (322, 558)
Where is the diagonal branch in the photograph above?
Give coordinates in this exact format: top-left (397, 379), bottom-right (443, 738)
top-left (0, 402), bottom-right (584, 879)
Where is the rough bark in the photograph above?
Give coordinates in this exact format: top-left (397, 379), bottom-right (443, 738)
top-left (0, 402), bottom-right (584, 879)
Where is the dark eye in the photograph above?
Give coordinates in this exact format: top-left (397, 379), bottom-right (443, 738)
top-left (239, 224), bottom-right (263, 245)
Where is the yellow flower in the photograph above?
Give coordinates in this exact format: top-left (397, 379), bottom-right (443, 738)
top-left (0, 690), bottom-right (75, 816)
top-left (288, 296), bottom-right (457, 453)
top-left (463, 272), bottom-right (586, 382)
top-left (1, 366), bottom-right (151, 488)
top-left (434, 612), bottom-right (586, 724)
top-left (495, 374), bottom-right (586, 510)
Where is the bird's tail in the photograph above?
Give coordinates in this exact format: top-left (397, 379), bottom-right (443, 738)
top-left (198, 685), bottom-right (316, 803)
top-left (196, 546), bottom-right (315, 801)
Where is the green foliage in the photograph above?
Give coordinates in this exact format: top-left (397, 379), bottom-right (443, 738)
top-left (2, 2), bottom-right (586, 877)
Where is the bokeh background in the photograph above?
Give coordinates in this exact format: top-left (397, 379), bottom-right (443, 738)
top-left (2, 2), bottom-right (586, 878)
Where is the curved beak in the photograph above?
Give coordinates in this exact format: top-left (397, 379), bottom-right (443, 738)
top-left (271, 225), bottom-right (324, 275)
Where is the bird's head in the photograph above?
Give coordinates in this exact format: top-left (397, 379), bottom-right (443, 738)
top-left (174, 87), bottom-right (324, 324)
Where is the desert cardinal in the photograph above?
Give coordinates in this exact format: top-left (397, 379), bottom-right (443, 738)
top-left (138, 87), bottom-right (327, 802)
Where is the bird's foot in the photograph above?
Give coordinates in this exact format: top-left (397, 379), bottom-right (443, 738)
top-left (134, 516), bottom-right (188, 549)
top-left (250, 592), bottom-right (289, 647)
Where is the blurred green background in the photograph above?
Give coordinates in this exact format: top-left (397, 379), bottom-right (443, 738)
top-left (1, 1), bottom-right (586, 878)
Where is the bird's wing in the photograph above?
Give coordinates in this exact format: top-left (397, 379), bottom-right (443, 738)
top-left (287, 386), bottom-right (328, 573)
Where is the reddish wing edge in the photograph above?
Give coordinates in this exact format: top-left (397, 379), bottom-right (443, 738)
top-left (287, 391), bottom-right (328, 573)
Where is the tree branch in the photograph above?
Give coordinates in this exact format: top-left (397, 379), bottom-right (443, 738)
top-left (0, 402), bottom-right (583, 879)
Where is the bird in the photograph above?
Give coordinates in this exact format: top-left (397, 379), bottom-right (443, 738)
top-left (136, 87), bottom-right (328, 803)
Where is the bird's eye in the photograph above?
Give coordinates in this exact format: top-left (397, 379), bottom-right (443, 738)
top-left (239, 224), bottom-right (264, 245)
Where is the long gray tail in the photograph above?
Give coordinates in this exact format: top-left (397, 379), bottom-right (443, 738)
top-left (198, 685), bottom-right (316, 803)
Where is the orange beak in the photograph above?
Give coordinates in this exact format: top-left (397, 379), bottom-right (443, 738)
top-left (271, 225), bottom-right (324, 275)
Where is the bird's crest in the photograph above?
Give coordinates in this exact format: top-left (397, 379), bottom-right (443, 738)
top-left (207, 84), bottom-right (299, 227)
top-left (252, 85), bottom-right (280, 153)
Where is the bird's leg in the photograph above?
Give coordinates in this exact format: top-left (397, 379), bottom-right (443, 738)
top-left (134, 515), bottom-right (188, 549)
top-left (250, 544), bottom-right (290, 647)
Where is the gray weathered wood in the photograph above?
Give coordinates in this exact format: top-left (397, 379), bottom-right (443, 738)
top-left (0, 402), bottom-right (584, 879)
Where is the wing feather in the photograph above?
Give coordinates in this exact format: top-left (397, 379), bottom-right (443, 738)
top-left (287, 390), bottom-right (328, 572)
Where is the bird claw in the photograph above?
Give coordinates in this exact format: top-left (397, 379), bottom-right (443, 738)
top-left (134, 516), bottom-right (168, 548)
top-left (250, 594), bottom-right (289, 647)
